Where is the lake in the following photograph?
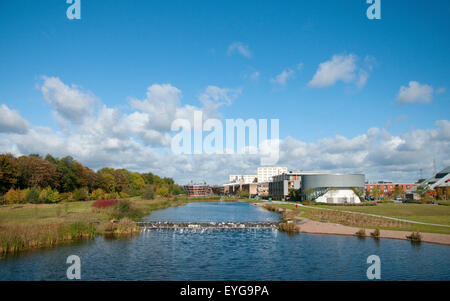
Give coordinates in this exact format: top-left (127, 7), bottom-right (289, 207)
top-left (0, 202), bottom-right (449, 280)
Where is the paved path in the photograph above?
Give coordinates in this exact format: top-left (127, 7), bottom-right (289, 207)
top-left (262, 200), bottom-right (450, 228)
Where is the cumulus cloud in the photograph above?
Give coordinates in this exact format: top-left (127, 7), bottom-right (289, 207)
top-left (396, 81), bottom-right (434, 104)
top-left (1, 77), bottom-right (448, 185)
top-left (309, 54), bottom-right (373, 88)
top-left (309, 54), bottom-right (357, 87)
top-left (271, 68), bottom-right (295, 86)
top-left (131, 84), bottom-right (182, 132)
top-left (0, 104), bottom-right (30, 134)
top-left (277, 120), bottom-right (450, 183)
top-left (227, 42), bottom-right (252, 58)
top-left (40, 76), bottom-right (97, 124)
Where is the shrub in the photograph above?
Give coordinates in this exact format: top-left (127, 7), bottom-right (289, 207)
top-left (48, 189), bottom-right (60, 203)
top-left (407, 232), bottom-right (422, 242)
top-left (73, 188), bottom-right (89, 202)
top-left (142, 185), bottom-right (155, 200)
top-left (59, 192), bottom-right (73, 203)
top-left (90, 188), bottom-right (105, 201)
top-left (278, 221), bottom-right (298, 233)
top-left (39, 187), bottom-right (59, 203)
top-left (110, 200), bottom-right (142, 220)
top-left (371, 228), bottom-right (380, 238)
top-left (156, 186), bottom-right (169, 198)
top-left (25, 187), bottom-right (41, 204)
top-left (92, 199), bottom-right (120, 209)
top-left (116, 218), bottom-right (138, 234)
top-left (104, 192), bottom-right (119, 200)
top-left (355, 229), bottom-right (366, 237)
top-left (5, 188), bottom-right (21, 204)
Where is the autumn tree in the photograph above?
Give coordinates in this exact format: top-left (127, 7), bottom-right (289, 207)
top-left (0, 154), bottom-right (19, 193)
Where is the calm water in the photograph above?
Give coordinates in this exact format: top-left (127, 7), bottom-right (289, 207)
top-left (0, 202), bottom-right (449, 280)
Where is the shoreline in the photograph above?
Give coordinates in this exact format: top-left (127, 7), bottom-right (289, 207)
top-left (295, 218), bottom-right (450, 246)
top-left (254, 202), bottom-right (450, 246)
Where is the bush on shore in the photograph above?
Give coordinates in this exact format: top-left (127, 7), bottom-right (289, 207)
top-left (355, 229), bottom-right (366, 237)
top-left (407, 232), bottom-right (422, 242)
top-left (109, 200), bottom-right (143, 220)
top-left (278, 221), bottom-right (299, 234)
top-left (371, 228), bottom-right (380, 238)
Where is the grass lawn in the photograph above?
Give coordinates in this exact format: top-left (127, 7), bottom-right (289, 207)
top-left (0, 201), bottom-right (107, 226)
top-left (262, 203), bottom-right (450, 235)
top-left (315, 203), bottom-right (450, 225)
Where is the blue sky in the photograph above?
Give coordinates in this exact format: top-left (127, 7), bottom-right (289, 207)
top-left (0, 0), bottom-right (449, 184)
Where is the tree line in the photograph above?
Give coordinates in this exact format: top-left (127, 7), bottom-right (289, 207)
top-left (0, 153), bottom-right (185, 204)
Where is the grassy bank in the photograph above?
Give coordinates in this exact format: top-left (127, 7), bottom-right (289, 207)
top-left (261, 203), bottom-right (450, 235)
top-left (0, 196), bottom-right (249, 256)
top-left (315, 202), bottom-right (450, 226)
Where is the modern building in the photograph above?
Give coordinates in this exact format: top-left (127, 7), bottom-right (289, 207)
top-left (419, 166), bottom-right (450, 190)
top-left (407, 166), bottom-right (450, 200)
top-left (184, 184), bottom-right (211, 197)
top-left (299, 173), bottom-right (365, 204)
top-left (365, 182), bottom-right (417, 198)
top-left (257, 182), bottom-right (269, 198)
top-left (241, 183), bottom-right (258, 198)
top-left (257, 166), bottom-right (288, 183)
top-left (210, 185), bottom-right (225, 195)
top-left (269, 171), bottom-right (326, 200)
top-left (228, 174), bottom-right (257, 184)
top-left (223, 183), bottom-right (240, 195)
top-left (269, 172), bottom-right (302, 200)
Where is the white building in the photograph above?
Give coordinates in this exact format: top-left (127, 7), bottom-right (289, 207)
top-left (257, 166), bottom-right (288, 183)
top-left (228, 174), bottom-right (257, 184)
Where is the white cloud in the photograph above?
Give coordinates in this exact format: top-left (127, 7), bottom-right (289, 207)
top-left (227, 42), bottom-right (252, 58)
top-left (0, 104), bottom-right (30, 134)
top-left (309, 54), bottom-right (357, 88)
top-left (271, 68), bottom-right (295, 86)
top-left (2, 77), bottom-right (449, 185)
top-left (131, 84), bottom-right (182, 132)
top-left (199, 86), bottom-right (241, 107)
top-left (396, 81), bottom-right (434, 104)
top-left (357, 69), bottom-right (369, 89)
top-left (40, 76), bottom-right (97, 124)
top-left (277, 120), bottom-right (450, 183)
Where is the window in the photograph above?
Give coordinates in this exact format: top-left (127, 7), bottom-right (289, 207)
top-left (435, 173), bottom-right (448, 179)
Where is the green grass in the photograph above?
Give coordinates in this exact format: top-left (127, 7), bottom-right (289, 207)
top-left (315, 203), bottom-right (450, 225)
top-left (0, 196), bottom-right (248, 255)
top-left (262, 203), bottom-right (450, 234)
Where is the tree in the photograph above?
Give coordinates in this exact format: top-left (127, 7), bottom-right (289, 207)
top-left (0, 154), bottom-right (19, 193)
top-left (142, 185), bottom-right (155, 200)
top-left (288, 189), bottom-right (299, 201)
top-left (371, 186), bottom-right (382, 200)
top-left (392, 185), bottom-right (404, 199)
top-left (156, 185), bottom-right (169, 197)
top-left (98, 173), bottom-right (116, 193)
top-left (56, 156), bottom-right (79, 192)
top-left (113, 169), bottom-right (130, 193)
